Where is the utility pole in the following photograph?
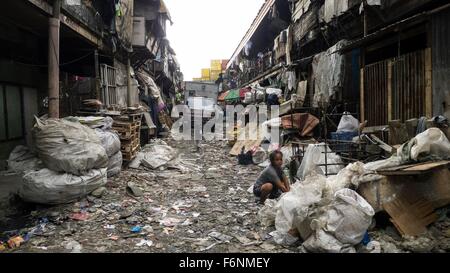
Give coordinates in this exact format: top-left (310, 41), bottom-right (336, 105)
top-left (48, 0), bottom-right (61, 118)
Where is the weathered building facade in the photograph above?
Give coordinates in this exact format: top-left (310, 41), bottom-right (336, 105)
top-left (0, 0), bottom-right (181, 162)
top-left (224, 0), bottom-right (450, 135)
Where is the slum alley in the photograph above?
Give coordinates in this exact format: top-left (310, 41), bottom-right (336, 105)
top-left (2, 0), bottom-right (450, 254)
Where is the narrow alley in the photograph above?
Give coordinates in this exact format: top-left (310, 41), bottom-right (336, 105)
top-left (1, 0), bottom-right (450, 257)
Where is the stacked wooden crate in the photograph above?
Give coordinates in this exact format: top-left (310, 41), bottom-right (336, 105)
top-left (112, 113), bottom-right (142, 161)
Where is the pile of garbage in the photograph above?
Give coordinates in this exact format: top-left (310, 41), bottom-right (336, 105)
top-left (258, 128), bottom-right (450, 253)
top-left (7, 117), bottom-right (122, 205)
top-left (259, 162), bottom-right (375, 253)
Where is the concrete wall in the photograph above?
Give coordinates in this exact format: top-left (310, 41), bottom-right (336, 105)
top-left (114, 59), bottom-right (139, 107)
top-left (0, 61), bottom-right (44, 164)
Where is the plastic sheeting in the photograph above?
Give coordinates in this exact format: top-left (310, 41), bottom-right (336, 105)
top-left (312, 40), bottom-right (348, 107)
top-left (296, 144), bottom-right (343, 180)
top-left (323, 0), bottom-right (349, 23)
top-left (107, 152), bottom-right (123, 178)
top-left (129, 141), bottom-right (178, 169)
top-left (20, 168), bottom-right (107, 205)
top-left (32, 118), bottom-right (108, 175)
top-left (364, 128), bottom-right (450, 171)
top-left (398, 128), bottom-right (450, 163)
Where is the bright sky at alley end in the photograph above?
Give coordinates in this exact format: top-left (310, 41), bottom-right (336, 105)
top-left (164, 0), bottom-right (265, 81)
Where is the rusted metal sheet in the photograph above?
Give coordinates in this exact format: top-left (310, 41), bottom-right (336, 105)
top-left (363, 50), bottom-right (427, 126)
top-left (363, 60), bottom-right (389, 126)
top-left (392, 50), bottom-right (426, 122)
top-left (432, 8), bottom-right (450, 118)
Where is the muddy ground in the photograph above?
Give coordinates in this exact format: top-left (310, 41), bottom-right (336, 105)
top-left (0, 138), bottom-right (449, 253)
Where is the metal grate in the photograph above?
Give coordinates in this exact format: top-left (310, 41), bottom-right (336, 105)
top-left (100, 64), bottom-right (117, 106)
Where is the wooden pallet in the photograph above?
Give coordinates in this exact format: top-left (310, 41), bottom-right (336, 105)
top-left (113, 120), bottom-right (141, 140)
top-left (122, 143), bottom-right (140, 161)
top-left (121, 138), bottom-right (140, 153)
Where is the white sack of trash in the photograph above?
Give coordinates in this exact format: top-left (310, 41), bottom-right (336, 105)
top-left (19, 168), bottom-right (107, 205)
top-left (32, 118), bottom-right (108, 175)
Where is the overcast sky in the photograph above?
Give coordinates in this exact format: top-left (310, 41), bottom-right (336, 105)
top-left (164, 0), bottom-right (265, 80)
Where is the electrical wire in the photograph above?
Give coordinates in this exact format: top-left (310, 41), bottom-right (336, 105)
top-left (13, 51), bottom-right (94, 68)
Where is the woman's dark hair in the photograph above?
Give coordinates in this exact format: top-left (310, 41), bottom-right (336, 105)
top-left (269, 150), bottom-right (283, 165)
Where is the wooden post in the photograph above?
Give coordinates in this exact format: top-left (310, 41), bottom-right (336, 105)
top-left (425, 47), bottom-right (433, 118)
top-left (94, 50), bottom-right (101, 101)
top-left (387, 60), bottom-right (393, 122)
top-left (48, 0), bottom-right (61, 118)
top-left (360, 68), bottom-right (365, 123)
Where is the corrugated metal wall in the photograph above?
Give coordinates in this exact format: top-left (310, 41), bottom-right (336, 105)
top-left (364, 60), bottom-right (389, 126)
top-left (432, 8), bottom-right (450, 118)
top-left (363, 50), bottom-right (427, 126)
top-left (392, 50), bottom-right (426, 121)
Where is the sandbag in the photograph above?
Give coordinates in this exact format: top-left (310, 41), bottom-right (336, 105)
top-left (107, 151), bottom-right (122, 178)
top-left (7, 146), bottom-right (43, 174)
top-left (32, 118), bottom-right (108, 175)
top-left (20, 168), bottom-right (107, 205)
top-left (95, 129), bottom-right (121, 157)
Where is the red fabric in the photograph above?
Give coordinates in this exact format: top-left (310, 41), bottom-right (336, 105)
top-left (239, 87), bottom-right (252, 98)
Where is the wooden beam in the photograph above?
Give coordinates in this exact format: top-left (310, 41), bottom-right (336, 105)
top-left (360, 68), bottom-right (365, 122)
top-left (425, 47), bottom-right (432, 117)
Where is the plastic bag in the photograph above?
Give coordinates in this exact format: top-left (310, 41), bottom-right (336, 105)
top-left (398, 128), bottom-right (450, 162)
top-left (322, 189), bottom-right (374, 245)
top-left (7, 146), bottom-right (44, 174)
top-left (275, 174), bottom-right (326, 233)
top-left (296, 144), bottom-right (343, 180)
top-left (32, 118), bottom-right (108, 175)
top-left (337, 114), bottom-right (359, 133)
top-left (325, 162), bottom-right (365, 196)
top-left (20, 168), bottom-right (107, 205)
top-left (107, 152), bottom-right (122, 178)
top-left (258, 199), bottom-right (278, 227)
top-left (252, 148), bottom-right (267, 165)
top-left (95, 129), bottom-right (121, 157)
top-left (130, 142), bottom-right (177, 169)
top-left (303, 229), bottom-right (355, 253)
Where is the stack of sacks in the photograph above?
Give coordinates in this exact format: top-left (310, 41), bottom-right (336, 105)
top-left (11, 118), bottom-right (110, 205)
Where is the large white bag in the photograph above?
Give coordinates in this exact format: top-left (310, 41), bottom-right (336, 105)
top-left (20, 168), bottom-right (107, 205)
top-left (95, 129), bottom-right (121, 157)
top-left (107, 151), bottom-right (122, 178)
top-left (7, 146), bottom-right (43, 174)
top-left (275, 174), bottom-right (326, 233)
top-left (32, 118), bottom-right (108, 175)
top-left (323, 189), bottom-right (374, 245)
